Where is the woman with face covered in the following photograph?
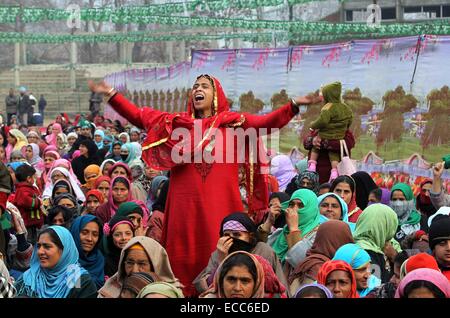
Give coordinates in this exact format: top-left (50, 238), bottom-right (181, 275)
top-left (71, 139), bottom-right (101, 184)
top-left (193, 212), bottom-right (287, 295)
top-left (390, 183), bottom-right (426, 243)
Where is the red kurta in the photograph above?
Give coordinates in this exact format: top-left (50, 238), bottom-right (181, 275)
top-left (108, 78), bottom-right (296, 296)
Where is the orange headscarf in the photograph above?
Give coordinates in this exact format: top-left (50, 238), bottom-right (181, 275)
top-left (317, 260), bottom-right (359, 298)
top-left (84, 164), bottom-right (102, 190)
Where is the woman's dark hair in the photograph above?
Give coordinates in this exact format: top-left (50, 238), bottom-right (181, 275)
top-left (403, 280), bottom-right (446, 298)
top-left (38, 228), bottom-right (64, 250)
top-left (0, 129), bottom-right (7, 147)
top-left (46, 205), bottom-right (74, 227)
top-left (319, 183), bottom-right (331, 192)
top-left (330, 176), bottom-right (355, 193)
top-left (295, 286), bottom-right (328, 298)
top-left (112, 176), bottom-right (130, 188)
top-left (369, 188), bottom-right (382, 202)
top-left (219, 253), bottom-right (257, 292)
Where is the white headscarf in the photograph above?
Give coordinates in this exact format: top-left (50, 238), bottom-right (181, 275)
top-left (42, 167), bottom-right (86, 202)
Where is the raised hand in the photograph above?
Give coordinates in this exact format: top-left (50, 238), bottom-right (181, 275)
top-left (432, 161), bottom-right (445, 179)
top-left (216, 236), bottom-right (234, 262)
top-left (294, 94), bottom-right (324, 106)
top-left (285, 207), bottom-right (299, 232)
top-left (87, 80), bottom-right (113, 94)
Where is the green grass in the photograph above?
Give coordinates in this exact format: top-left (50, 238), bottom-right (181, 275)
top-left (278, 130), bottom-right (448, 163)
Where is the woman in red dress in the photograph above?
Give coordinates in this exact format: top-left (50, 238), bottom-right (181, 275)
top-left (89, 75), bottom-right (321, 296)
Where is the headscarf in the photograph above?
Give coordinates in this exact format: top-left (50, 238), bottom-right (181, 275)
top-left (43, 167), bottom-right (86, 202)
top-left (294, 283), bottom-right (333, 298)
top-left (109, 141), bottom-right (123, 161)
top-left (332, 243), bottom-right (381, 297)
top-left (6, 161), bottom-right (26, 172)
top-left (253, 254), bottom-right (287, 298)
top-left (219, 212), bottom-right (257, 236)
top-left (201, 251), bottom-right (265, 298)
top-left (67, 132), bottom-right (78, 143)
top-left (51, 179), bottom-right (75, 198)
top-left (98, 236), bottom-right (182, 298)
top-left (118, 132), bottom-right (130, 145)
top-left (353, 204), bottom-right (399, 254)
top-left (290, 220), bottom-right (354, 285)
top-left (10, 149), bottom-right (25, 161)
top-left (416, 179), bottom-right (436, 217)
top-left (271, 189), bottom-right (321, 262)
top-left (295, 171), bottom-right (320, 195)
top-left (26, 143), bottom-right (43, 167)
top-left (70, 214), bottom-right (105, 289)
top-left (295, 158), bottom-right (308, 174)
top-left (57, 133), bottom-right (68, 150)
top-left (83, 164), bottom-right (102, 190)
top-left (94, 129), bottom-right (105, 150)
top-left (100, 159), bottom-right (116, 175)
top-left (317, 192), bottom-right (355, 231)
top-left (45, 123), bottom-right (62, 147)
top-left (395, 268), bottom-right (450, 298)
top-left (108, 162), bottom-right (132, 180)
top-left (390, 183), bottom-right (421, 226)
top-left (150, 176), bottom-right (168, 199)
top-left (351, 171), bottom-right (378, 210)
top-left (6, 129), bottom-right (28, 161)
top-left (94, 175), bottom-right (111, 190)
top-left (107, 176), bottom-right (133, 218)
top-left (45, 158), bottom-right (79, 186)
top-left (152, 179), bottom-right (169, 212)
top-left (85, 189), bottom-right (105, 206)
top-left (120, 143), bottom-right (138, 166)
top-left (317, 260), bottom-right (359, 298)
top-left (17, 226), bottom-right (88, 298)
top-left (137, 282), bottom-right (184, 298)
top-left (49, 195), bottom-right (79, 225)
top-left (270, 155), bottom-right (297, 192)
top-left (102, 135), bottom-right (113, 153)
top-left (380, 188), bottom-right (391, 205)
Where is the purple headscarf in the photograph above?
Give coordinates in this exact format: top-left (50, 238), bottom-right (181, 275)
top-left (270, 155), bottom-right (297, 192)
top-left (295, 283), bottom-right (334, 298)
top-left (380, 188), bottom-right (391, 205)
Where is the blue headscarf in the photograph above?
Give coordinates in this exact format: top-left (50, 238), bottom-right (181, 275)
top-left (120, 143), bottom-right (137, 165)
top-left (94, 130), bottom-right (105, 150)
top-left (7, 161), bottom-right (27, 171)
top-left (70, 215), bottom-right (105, 289)
top-left (103, 134), bottom-right (113, 153)
top-left (18, 226), bottom-right (88, 298)
top-left (318, 192), bottom-right (356, 232)
top-left (332, 243), bottom-right (381, 297)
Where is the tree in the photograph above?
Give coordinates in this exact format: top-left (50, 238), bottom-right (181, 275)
top-left (376, 111), bottom-right (404, 147)
top-left (421, 114), bottom-right (449, 149)
top-left (270, 89), bottom-right (290, 110)
top-left (343, 88), bottom-right (374, 115)
top-left (239, 91), bottom-right (264, 113)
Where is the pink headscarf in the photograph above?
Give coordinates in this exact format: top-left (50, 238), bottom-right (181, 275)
top-left (45, 158), bottom-right (80, 186)
top-left (395, 268), bottom-right (450, 298)
top-left (45, 123), bottom-right (62, 146)
top-left (107, 176), bottom-right (133, 218)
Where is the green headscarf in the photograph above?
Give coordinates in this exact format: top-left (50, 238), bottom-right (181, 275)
top-left (354, 204), bottom-right (398, 255)
top-left (116, 202), bottom-right (143, 217)
top-left (271, 189), bottom-right (320, 262)
top-left (390, 183), bottom-right (421, 226)
top-left (443, 154), bottom-right (450, 169)
top-left (136, 282), bottom-right (184, 298)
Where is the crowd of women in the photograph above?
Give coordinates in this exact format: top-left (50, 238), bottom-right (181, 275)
top-left (0, 82), bottom-right (449, 299)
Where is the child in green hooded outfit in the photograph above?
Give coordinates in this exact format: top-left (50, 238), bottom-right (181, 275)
top-left (307, 82), bottom-right (353, 182)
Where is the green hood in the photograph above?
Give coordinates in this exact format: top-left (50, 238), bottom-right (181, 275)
top-left (322, 81), bottom-right (342, 103)
top-left (354, 204), bottom-right (399, 254)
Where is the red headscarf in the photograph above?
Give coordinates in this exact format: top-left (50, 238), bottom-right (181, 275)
top-left (139, 75), bottom-right (268, 216)
top-left (108, 162), bottom-right (132, 180)
top-left (253, 255), bottom-right (287, 298)
top-left (317, 260), bottom-right (359, 298)
top-left (94, 175), bottom-right (111, 189)
top-left (85, 189), bottom-right (105, 205)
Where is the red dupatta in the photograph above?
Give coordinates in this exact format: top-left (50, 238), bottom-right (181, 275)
top-left (139, 75), bottom-right (269, 217)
